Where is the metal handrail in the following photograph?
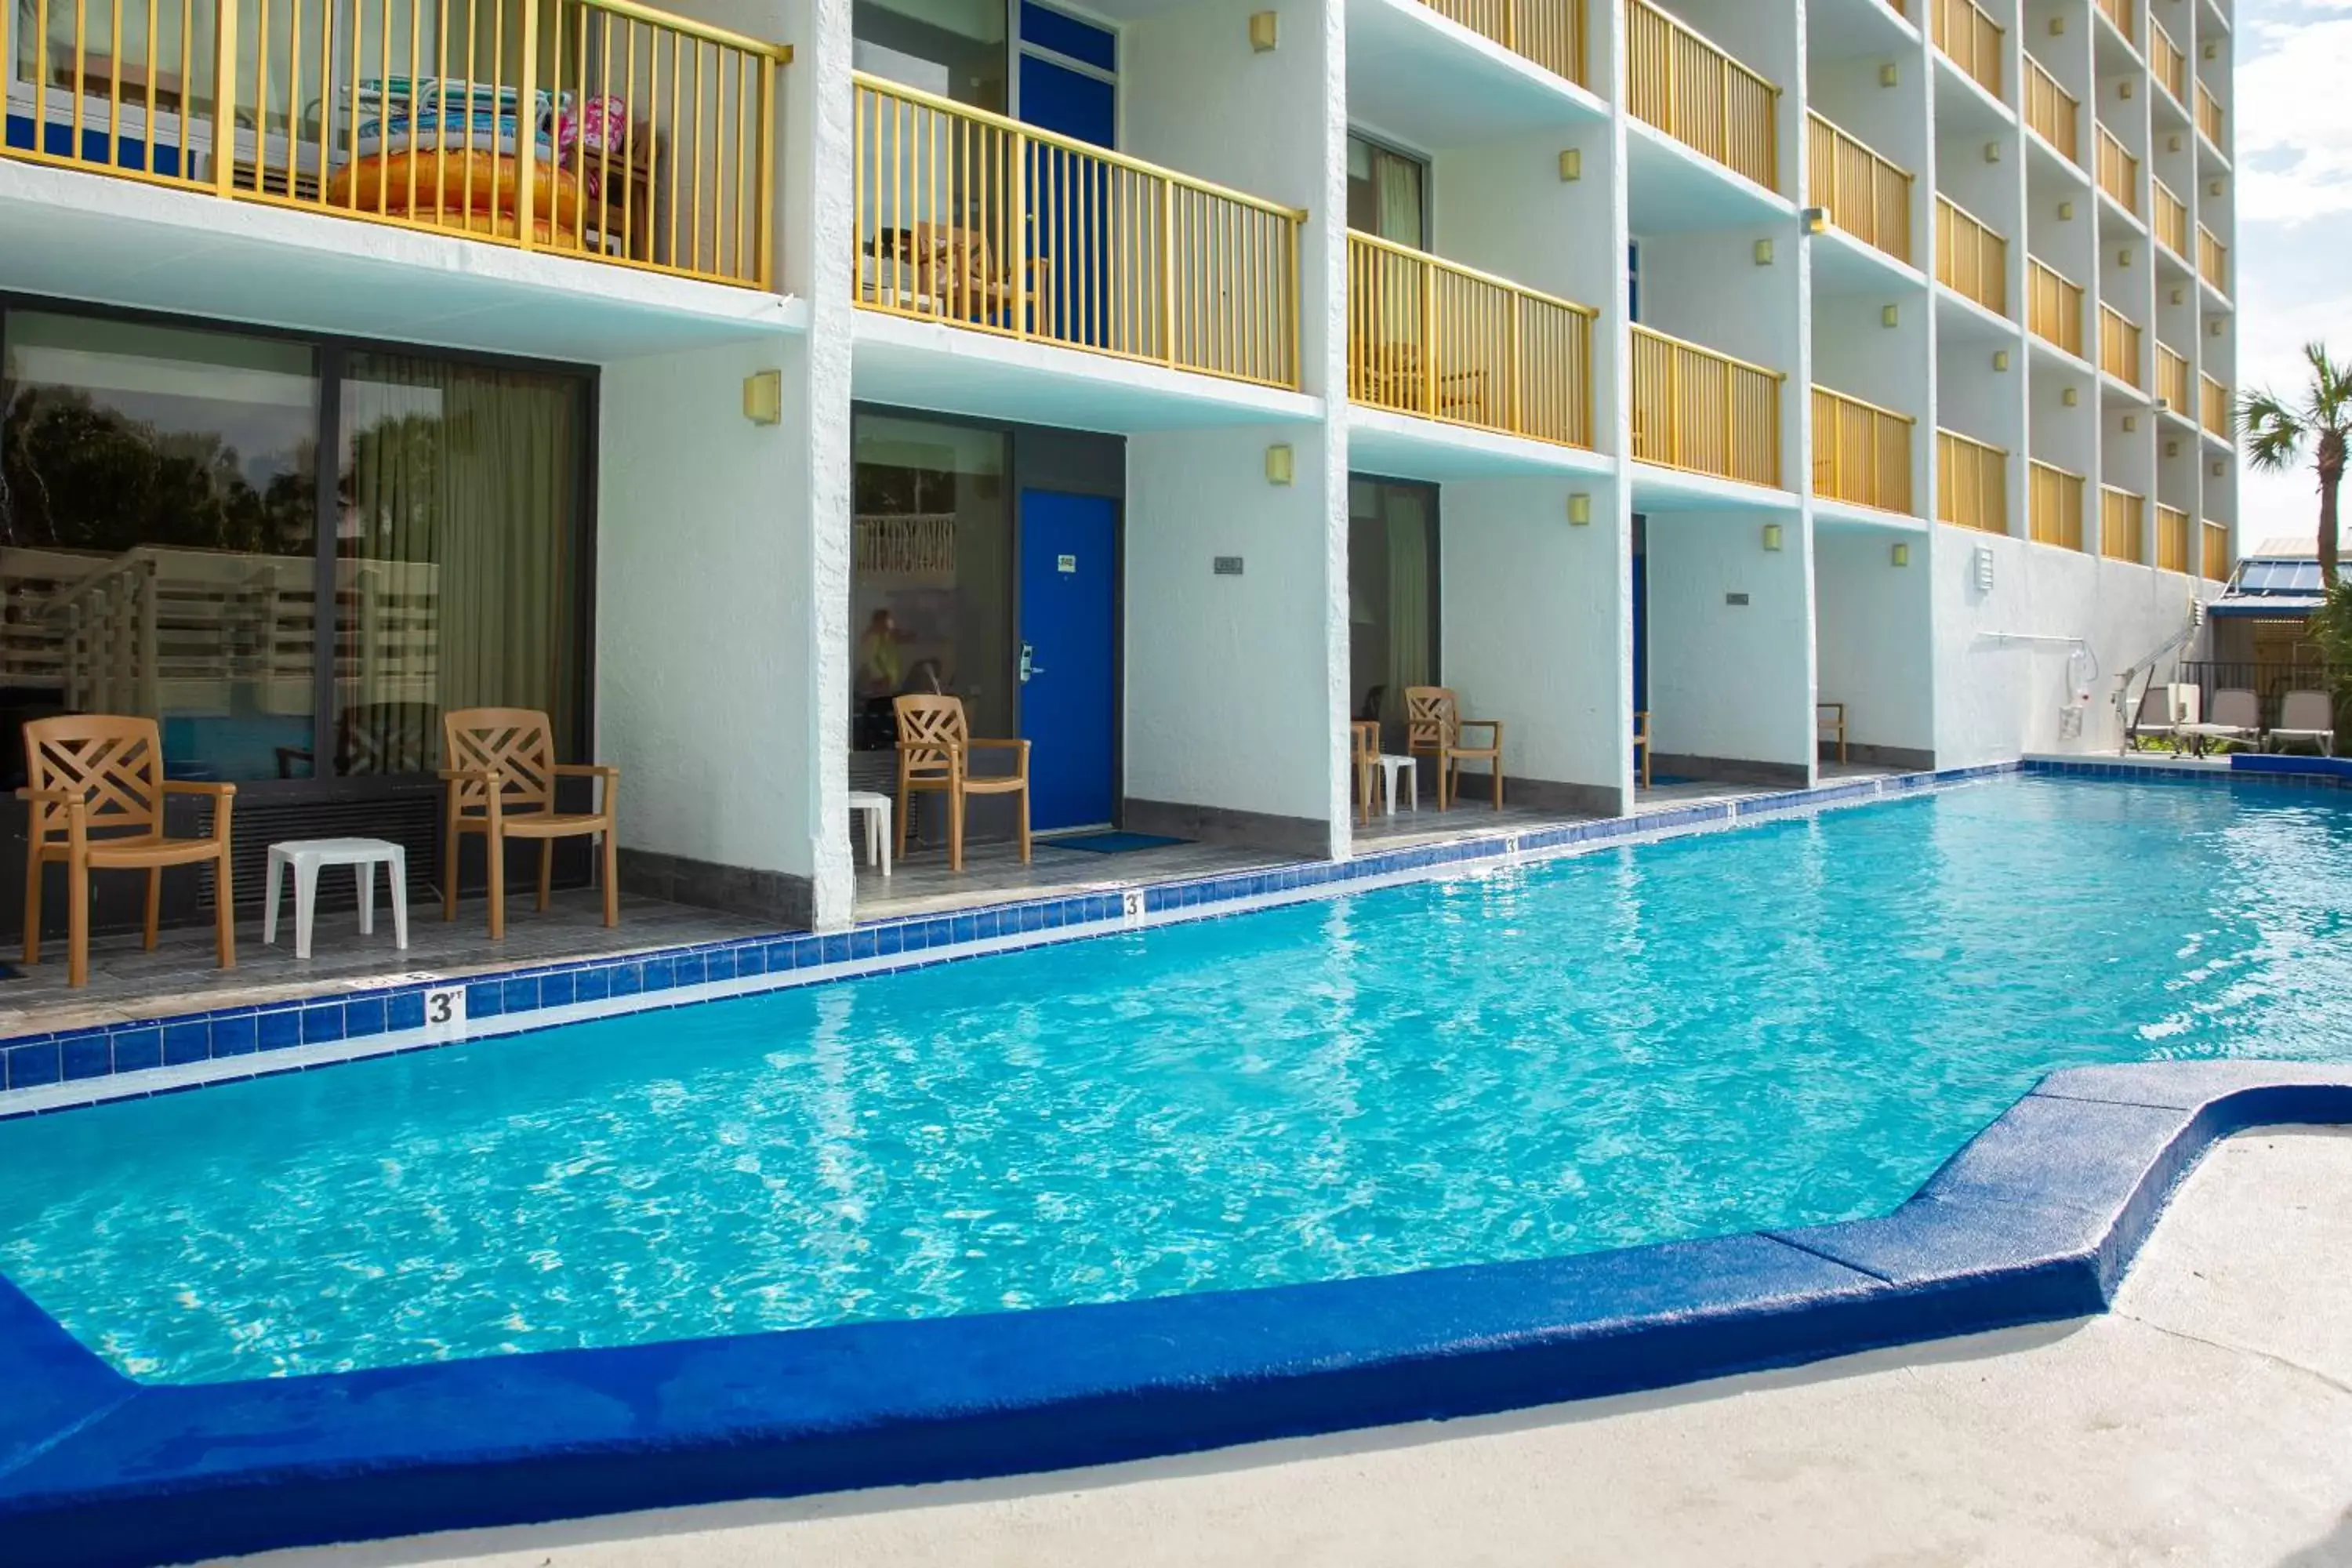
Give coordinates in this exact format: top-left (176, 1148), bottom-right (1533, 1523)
top-left (1807, 110), bottom-right (1913, 265)
top-left (1624, 0), bottom-right (1781, 192)
top-left (2025, 56), bottom-right (2079, 163)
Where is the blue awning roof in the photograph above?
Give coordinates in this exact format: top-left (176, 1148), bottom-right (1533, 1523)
top-left (2209, 597), bottom-right (2325, 617)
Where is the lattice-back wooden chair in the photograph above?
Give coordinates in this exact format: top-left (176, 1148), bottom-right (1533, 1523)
top-left (1633, 710), bottom-right (1653, 790)
top-left (1405, 686), bottom-right (1505, 811)
top-left (892, 695), bottom-right (1029, 873)
top-left (1350, 720), bottom-right (1380, 826)
top-left (440, 708), bottom-right (619, 939)
top-left (20, 715), bottom-right (236, 988)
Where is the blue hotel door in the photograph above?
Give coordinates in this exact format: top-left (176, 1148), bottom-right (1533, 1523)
top-left (1018, 490), bottom-right (1118, 831)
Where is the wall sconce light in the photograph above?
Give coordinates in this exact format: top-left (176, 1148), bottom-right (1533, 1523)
top-left (1985, 141), bottom-right (2002, 163)
top-left (1801, 209), bottom-right (1827, 236)
top-left (2118, 79), bottom-right (2134, 100)
top-left (1994, 350), bottom-right (2011, 372)
top-left (1754, 238), bottom-right (1776, 266)
top-left (2057, 201), bottom-right (2074, 220)
top-left (2063, 387), bottom-right (2080, 407)
top-left (2165, 440), bottom-right (2181, 458)
top-left (1880, 61), bottom-right (1900, 87)
top-left (2203, 40), bottom-right (2219, 60)
top-left (2210, 318), bottom-right (2226, 336)
top-left (1882, 303), bottom-right (1900, 328)
top-left (1975, 545), bottom-right (1995, 590)
top-left (1248, 10), bottom-right (1278, 51)
top-left (2122, 416), bottom-right (2140, 433)
top-left (741, 369), bottom-right (782, 425)
top-left (2118, 246), bottom-right (2134, 268)
top-left (1891, 542), bottom-right (1911, 567)
top-left (2049, 14), bottom-right (2064, 33)
top-left (2171, 287), bottom-right (2186, 306)
top-left (2212, 459), bottom-right (2227, 477)
top-left (2208, 178), bottom-right (2224, 198)
top-left (1559, 148), bottom-right (1582, 182)
top-left (1568, 492), bottom-right (1592, 525)
top-left (1264, 443), bottom-right (1294, 485)
top-left (1762, 523), bottom-right (1784, 552)
top-left (2167, 133), bottom-right (2183, 154)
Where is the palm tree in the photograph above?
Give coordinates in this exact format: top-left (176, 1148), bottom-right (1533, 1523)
top-left (2241, 342), bottom-right (2352, 588)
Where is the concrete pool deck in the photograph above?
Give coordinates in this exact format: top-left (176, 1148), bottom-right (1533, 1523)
top-left (223, 1126), bottom-right (2352, 1568)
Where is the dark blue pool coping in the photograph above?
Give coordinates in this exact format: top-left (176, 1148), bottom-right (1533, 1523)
top-left (3, 1058), bottom-right (2349, 1567)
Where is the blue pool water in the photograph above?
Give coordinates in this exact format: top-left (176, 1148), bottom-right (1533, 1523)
top-left (5, 775), bottom-right (2350, 1385)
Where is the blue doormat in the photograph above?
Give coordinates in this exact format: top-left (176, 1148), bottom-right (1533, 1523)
top-left (1042, 832), bottom-right (1189, 855)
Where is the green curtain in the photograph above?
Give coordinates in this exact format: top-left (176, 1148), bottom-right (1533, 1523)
top-left (1384, 486), bottom-right (1434, 703)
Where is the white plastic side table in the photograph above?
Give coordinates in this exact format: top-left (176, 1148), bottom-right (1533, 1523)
top-left (1371, 755), bottom-right (1418, 815)
top-left (847, 790), bottom-right (892, 876)
top-left (264, 838), bottom-right (410, 960)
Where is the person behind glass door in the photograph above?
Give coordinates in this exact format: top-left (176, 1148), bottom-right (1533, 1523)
top-left (855, 608), bottom-right (909, 750)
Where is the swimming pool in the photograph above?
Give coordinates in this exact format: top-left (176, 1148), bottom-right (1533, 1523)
top-left (4, 773), bottom-right (2350, 1386)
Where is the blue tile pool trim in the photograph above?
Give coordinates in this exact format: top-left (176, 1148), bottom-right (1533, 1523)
top-left (0, 762), bottom-right (2023, 1116)
top-left (2, 1058), bottom-right (2347, 1567)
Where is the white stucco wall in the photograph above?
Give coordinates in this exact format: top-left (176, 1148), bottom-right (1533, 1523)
top-left (1644, 511), bottom-right (1814, 772)
top-left (1814, 527), bottom-right (1936, 759)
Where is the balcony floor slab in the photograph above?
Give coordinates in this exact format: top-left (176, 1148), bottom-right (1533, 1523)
top-left (1345, 0), bottom-right (1606, 150)
top-left (1346, 405), bottom-right (1614, 481)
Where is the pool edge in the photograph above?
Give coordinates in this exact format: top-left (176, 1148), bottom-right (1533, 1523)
top-left (4, 1059), bottom-right (2349, 1568)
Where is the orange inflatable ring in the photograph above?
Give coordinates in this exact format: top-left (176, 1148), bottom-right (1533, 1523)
top-left (325, 151), bottom-right (583, 232)
top-left (445, 209), bottom-right (581, 248)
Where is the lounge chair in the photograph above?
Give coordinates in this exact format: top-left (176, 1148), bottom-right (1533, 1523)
top-left (2176, 688), bottom-right (2260, 756)
top-left (2268, 691), bottom-right (2338, 757)
top-left (893, 694), bottom-right (1030, 871)
top-left (1406, 686), bottom-right (1504, 811)
top-left (2125, 682), bottom-right (2183, 753)
top-left (441, 708), bottom-right (619, 939)
top-left (20, 715), bottom-right (236, 989)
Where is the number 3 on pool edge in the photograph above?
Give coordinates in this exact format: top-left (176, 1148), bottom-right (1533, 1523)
top-left (423, 986), bottom-right (466, 1037)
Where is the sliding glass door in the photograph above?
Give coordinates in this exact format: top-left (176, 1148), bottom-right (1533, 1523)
top-left (1348, 475), bottom-right (1439, 746)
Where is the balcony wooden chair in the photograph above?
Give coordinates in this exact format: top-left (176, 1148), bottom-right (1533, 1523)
top-left (1633, 710), bottom-right (1653, 789)
top-left (19, 715), bottom-right (236, 989)
top-left (1350, 720), bottom-right (1380, 825)
top-left (1405, 686), bottom-right (1504, 811)
top-left (1817, 700), bottom-right (1848, 765)
top-left (439, 708), bottom-right (619, 940)
top-left (893, 695), bottom-right (1030, 872)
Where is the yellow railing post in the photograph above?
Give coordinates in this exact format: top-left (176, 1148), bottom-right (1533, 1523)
top-left (518, 0), bottom-right (540, 254)
top-left (1420, 254), bottom-right (1438, 417)
top-left (1011, 128), bottom-right (1030, 341)
top-left (757, 62), bottom-right (777, 291)
top-left (1508, 294), bottom-right (1523, 435)
top-left (213, 0), bottom-right (239, 198)
top-left (1158, 176), bottom-right (1175, 366)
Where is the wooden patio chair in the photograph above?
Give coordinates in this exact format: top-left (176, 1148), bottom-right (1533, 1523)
top-left (1351, 720), bottom-right (1380, 826)
top-left (1406, 686), bottom-right (1504, 811)
top-left (893, 695), bottom-right (1030, 872)
top-left (1633, 709), bottom-right (1653, 789)
top-left (1817, 701), bottom-right (1848, 765)
top-left (440, 708), bottom-right (619, 940)
top-left (20, 714), bottom-right (235, 989)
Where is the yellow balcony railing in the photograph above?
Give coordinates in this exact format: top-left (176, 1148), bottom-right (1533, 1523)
top-left (0, 0), bottom-right (791, 286)
top-left (2096, 0), bottom-right (2134, 46)
top-left (1417, 0), bottom-right (1586, 86)
top-left (2096, 125), bottom-right (2138, 216)
top-left (1813, 385), bottom-right (1916, 514)
top-left (2153, 177), bottom-right (2188, 258)
top-left (2202, 519), bottom-right (2231, 580)
top-left (1938, 427), bottom-right (2007, 534)
top-left (2157, 342), bottom-right (2190, 414)
top-left (2201, 372), bottom-right (2231, 440)
top-left (1937, 194), bottom-right (2007, 314)
top-left (2028, 258), bottom-right (2085, 357)
top-left (1934, 0), bottom-right (2003, 99)
top-left (2100, 485), bottom-right (2145, 564)
top-left (1808, 111), bottom-right (1912, 265)
top-left (2149, 16), bottom-right (2186, 103)
top-left (2099, 305), bottom-right (2142, 387)
top-left (2030, 460), bottom-right (2085, 550)
top-left (1345, 231), bottom-right (1598, 448)
top-left (2156, 503), bottom-right (2191, 573)
top-left (852, 73), bottom-right (1304, 390)
top-left (2196, 80), bottom-right (2223, 147)
top-left (2198, 223), bottom-right (2228, 295)
top-left (1624, 0), bottom-right (1780, 192)
top-left (1631, 325), bottom-right (1785, 488)
top-left (2025, 56), bottom-right (2079, 163)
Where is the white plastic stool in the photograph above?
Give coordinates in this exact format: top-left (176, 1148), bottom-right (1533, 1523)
top-left (1372, 754), bottom-right (1418, 815)
top-left (263, 837), bottom-right (408, 960)
top-left (848, 790), bottom-right (892, 876)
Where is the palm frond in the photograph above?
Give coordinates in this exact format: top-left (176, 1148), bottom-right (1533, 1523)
top-left (2240, 388), bottom-right (2307, 471)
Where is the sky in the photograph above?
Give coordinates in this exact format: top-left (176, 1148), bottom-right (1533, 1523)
top-left (2232, 0), bottom-right (2352, 550)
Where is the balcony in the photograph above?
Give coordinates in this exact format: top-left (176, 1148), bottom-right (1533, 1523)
top-left (1631, 325), bottom-right (1784, 488)
top-left (2156, 503), bottom-right (2191, 573)
top-left (2030, 459), bottom-right (2086, 550)
top-left (2025, 56), bottom-right (2079, 164)
top-left (2195, 81), bottom-right (2223, 147)
top-left (0, 0), bottom-right (790, 289)
top-left (1808, 111), bottom-right (1911, 267)
top-left (2095, 126), bottom-right (2138, 216)
top-left (851, 74), bottom-right (1305, 390)
top-left (2198, 223), bottom-right (2228, 295)
top-left (2153, 177), bottom-right (2188, 258)
top-left (1345, 231), bottom-right (1598, 447)
top-left (2095, 0), bottom-right (2135, 47)
top-left (2028, 258), bottom-right (2084, 357)
top-left (1937, 428), bottom-right (2006, 534)
top-left (1934, 0), bottom-right (2003, 100)
top-left (1417, 0), bottom-right (1588, 88)
top-left (2099, 305), bottom-right (2141, 388)
top-left (1936, 194), bottom-right (2007, 315)
top-left (2150, 16), bottom-right (2187, 105)
top-left (2157, 342), bottom-right (2190, 413)
top-left (1624, 0), bottom-right (1779, 192)
top-left (2100, 485), bottom-right (2144, 564)
top-left (2202, 519), bottom-right (2231, 580)
top-left (1813, 385), bottom-right (1915, 514)
top-left (2201, 372), bottom-right (2231, 440)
